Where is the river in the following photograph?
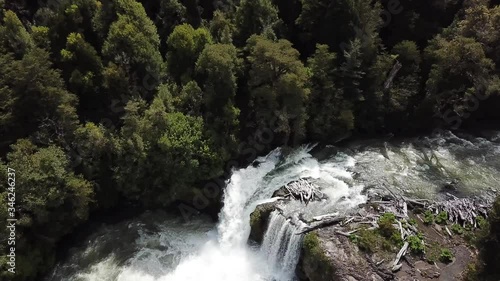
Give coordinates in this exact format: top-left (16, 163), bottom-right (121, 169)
top-left (45, 130), bottom-right (500, 281)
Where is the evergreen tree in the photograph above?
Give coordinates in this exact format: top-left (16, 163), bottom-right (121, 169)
top-left (0, 10), bottom-right (31, 58)
top-left (234, 0), bottom-right (279, 44)
top-left (102, 3), bottom-right (163, 97)
top-left (307, 44), bottom-right (354, 142)
top-left (0, 47), bottom-right (79, 145)
top-left (166, 24), bottom-right (212, 83)
top-left (297, 0), bottom-right (382, 57)
top-left (195, 43), bottom-right (241, 158)
top-left (60, 32), bottom-right (103, 115)
top-left (246, 36), bottom-right (310, 146)
top-left (425, 35), bottom-right (498, 124)
top-left (0, 139), bottom-right (93, 280)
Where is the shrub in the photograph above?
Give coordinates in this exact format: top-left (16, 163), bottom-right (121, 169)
top-left (476, 216), bottom-right (488, 229)
top-left (354, 229), bottom-right (379, 253)
top-left (390, 232), bottom-right (404, 247)
top-left (439, 248), bottom-right (454, 263)
top-left (423, 210), bottom-right (435, 225)
top-left (451, 224), bottom-right (464, 235)
top-left (407, 235), bottom-right (425, 254)
top-left (378, 212), bottom-right (397, 237)
top-left (303, 232), bottom-right (335, 277)
top-left (435, 211), bottom-right (448, 225)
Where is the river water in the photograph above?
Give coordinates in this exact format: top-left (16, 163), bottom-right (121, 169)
top-left (46, 131), bottom-right (500, 281)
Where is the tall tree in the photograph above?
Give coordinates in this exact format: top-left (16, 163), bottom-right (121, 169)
top-left (307, 44), bottom-right (354, 142)
top-left (425, 35), bottom-right (498, 125)
top-left (0, 139), bottom-right (93, 280)
top-left (156, 0), bottom-right (187, 50)
top-left (0, 47), bottom-right (79, 146)
top-left (60, 32), bottom-right (104, 118)
top-left (0, 10), bottom-right (31, 58)
top-left (457, 0), bottom-right (500, 68)
top-left (195, 43), bottom-right (241, 158)
top-left (101, 3), bottom-right (163, 97)
top-left (297, 0), bottom-right (382, 57)
top-left (384, 40), bottom-right (422, 131)
top-left (339, 39), bottom-right (365, 102)
top-left (115, 94), bottom-right (221, 206)
top-left (234, 0), bottom-right (279, 44)
top-left (209, 10), bottom-right (235, 44)
top-left (246, 36), bottom-right (310, 146)
top-left (166, 23), bottom-right (212, 83)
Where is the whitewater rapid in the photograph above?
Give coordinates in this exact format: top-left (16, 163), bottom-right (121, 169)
top-left (46, 131), bottom-right (500, 281)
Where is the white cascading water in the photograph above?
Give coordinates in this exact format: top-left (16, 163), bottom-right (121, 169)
top-left (46, 131), bottom-right (500, 281)
top-left (260, 211), bottom-right (304, 281)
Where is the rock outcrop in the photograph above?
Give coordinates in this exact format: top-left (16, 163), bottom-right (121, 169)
top-left (248, 183), bottom-right (484, 281)
top-left (249, 201), bottom-right (279, 244)
top-left (297, 228), bottom-right (388, 281)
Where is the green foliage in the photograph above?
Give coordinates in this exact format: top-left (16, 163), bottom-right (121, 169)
top-left (175, 81), bottom-right (203, 116)
top-left (424, 210), bottom-right (435, 225)
top-left (307, 44), bottom-right (354, 142)
top-left (156, 0), bottom-right (187, 41)
top-left (210, 10), bottom-right (235, 44)
top-left (439, 248), bottom-right (454, 263)
top-left (435, 211), bottom-right (448, 225)
top-left (61, 32), bottom-right (103, 99)
top-left (339, 39), bottom-right (366, 102)
top-left (451, 223), bottom-right (464, 235)
top-left (353, 228), bottom-right (379, 253)
top-left (425, 35), bottom-right (497, 122)
top-left (39, 0), bottom-right (99, 55)
top-left (246, 36), bottom-right (310, 146)
top-left (477, 215), bottom-right (489, 229)
top-left (30, 26), bottom-right (50, 50)
top-left (167, 24), bottom-right (212, 83)
top-left (115, 94), bottom-right (222, 205)
top-left (297, 0), bottom-right (382, 56)
top-left (0, 140), bottom-right (93, 280)
top-left (385, 40), bottom-right (422, 130)
top-left (195, 43), bottom-right (241, 158)
top-left (352, 228), bottom-right (394, 253)
top-left (102, 3), bottom-right (163, 93)
top-left (378, 212), bottom-right (397, 237)
top-left (234, 0), bottom-right (279, 43)
top-left (0, 47), bottom-right (79, 143)
top-left (0, 10), bottom-right (32, 58)
top-left (2, 2), bottom-right (500, 281)
top-left (303, 232), bottom-right (335, 277)
top-left (474, 196), bottom-right (500, 279)
top-left (352, 215), bottom-right (405, 254)
top-left (407, 235), bottom-right (425, 254)
top-left (457, 0), bottom-right (500, 67)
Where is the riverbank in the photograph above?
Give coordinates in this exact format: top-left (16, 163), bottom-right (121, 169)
top-left (249, 194), bottom-right (495, 281)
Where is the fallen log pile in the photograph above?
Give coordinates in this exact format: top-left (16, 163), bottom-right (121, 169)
top-left (296, 195), bottom-right (492, 234)
top-left (293, 195), bottom-right (494, 273)
top-left (426, 196), bottom-right (490, 227)
top-left (279, 178), bottom-right (327, 205)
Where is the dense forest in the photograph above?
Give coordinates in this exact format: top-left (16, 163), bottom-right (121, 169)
top-left (0, 0), bottom-right (499, 280)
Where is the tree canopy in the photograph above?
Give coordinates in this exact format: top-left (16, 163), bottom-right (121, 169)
top-left (1, 0), bottom-right (500, 279)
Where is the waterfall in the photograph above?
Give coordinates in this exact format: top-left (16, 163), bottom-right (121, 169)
top-left (217, 149), bottom-right (282, 248)
top-left (46, 131), bottom-right (500, 281)
top-left (260, 211), bottom-right (303, 281)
